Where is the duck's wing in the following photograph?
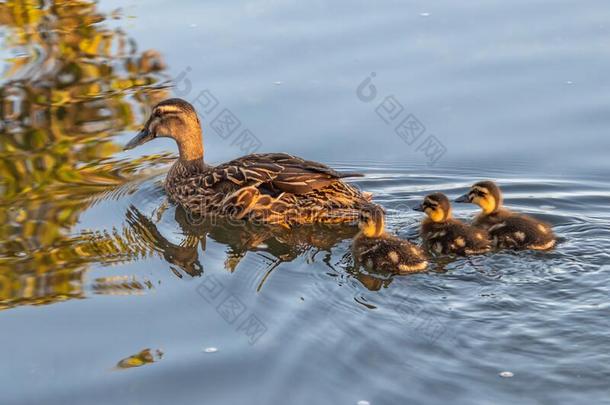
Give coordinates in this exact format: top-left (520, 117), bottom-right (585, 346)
top-left (207, 153), bottom-right (364, 195)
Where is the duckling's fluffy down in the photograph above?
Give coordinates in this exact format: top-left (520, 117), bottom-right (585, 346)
top-left (421, 219), bottom-right (491, 255)
top-left (352, 235), bottom-right (428, 274)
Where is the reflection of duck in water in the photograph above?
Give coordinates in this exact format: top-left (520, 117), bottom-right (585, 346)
top-left (124, 98), bottom-right (377, 227)
top-left (125, 205), bottom-right (358, 285)
top-left (126, 206), bottom-right (204, 277)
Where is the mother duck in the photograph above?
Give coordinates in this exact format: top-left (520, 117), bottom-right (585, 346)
top-left (125, 98), bottom-right (375, 227)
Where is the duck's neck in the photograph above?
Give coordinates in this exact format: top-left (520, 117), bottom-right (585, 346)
top-left (171, 130), bottom-right (206, 176)
top-left (175, 157), bottom-right (206, 172)
top-left (177, 132), bottom-right (204, 162)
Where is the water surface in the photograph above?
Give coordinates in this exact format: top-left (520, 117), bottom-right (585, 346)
top-left (1, 1), bottom-right (609, 404)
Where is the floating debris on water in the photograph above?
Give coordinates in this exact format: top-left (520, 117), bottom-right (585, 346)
top-left (204, 347), bottom-right (219, 353)
top-left (419, 12), bottom-right (430, 17)
top-left (116, 348), bottom-right (163, 369)
top-left (357, 401), bottom-right (371, 405)
top-left (499, 371), bottom-right (514, 378)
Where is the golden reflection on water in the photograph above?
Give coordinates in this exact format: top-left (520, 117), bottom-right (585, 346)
top-left (0, 0), bottom-right (394, 311)
top-left (0, 0), bottom-right (171, 310)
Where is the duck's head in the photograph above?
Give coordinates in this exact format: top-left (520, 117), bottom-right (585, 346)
top-left (124, 98), bottom-right (203, 161)
top-left (358, 205), bottom-right (386, 238)
top-left (414, 192), bottom-right (452, 222)
top-left (455, 181), bottom-right (502, 214)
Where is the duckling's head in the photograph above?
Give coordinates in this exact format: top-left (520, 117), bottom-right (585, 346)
top-left (124, 98), bottom-right (203, 161)
top-left (455, 181), bottom-right (502, 214)
top-left (358, 205), bottom-right (386, 238)
top-left (414, 193), bottom-right (452, 222)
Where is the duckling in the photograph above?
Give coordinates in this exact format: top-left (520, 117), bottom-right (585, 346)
top-left (414, 193), bottom-right (491, 255)
top-left (352, 206), bottom-right (428, 274)
top-left (124, 98), bottom-right (377, 227)
top-left (455, 181), bottom-right (556, 250)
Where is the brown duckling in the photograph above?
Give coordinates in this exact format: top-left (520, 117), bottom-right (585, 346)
top-left (455, 181), bottom-right (556, 250)
top-left (352, 206), bottom-right (428, 274)
top-left (124, 98), bottom-right (377, 227)
top-left (414, 192), bottom-right (491, 255)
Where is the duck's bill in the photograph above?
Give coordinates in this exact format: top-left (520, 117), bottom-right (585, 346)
top-left (412, 204), bottom-right (425, 212)
top-left (454, 193), bottom-right (470, 203)
top-left (124, 129), bottom-right (153, 150)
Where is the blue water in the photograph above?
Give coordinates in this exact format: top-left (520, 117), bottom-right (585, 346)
top-left (1, 1), bottom-right (609, 404)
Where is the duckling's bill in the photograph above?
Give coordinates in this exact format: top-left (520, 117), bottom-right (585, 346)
top-left (454, 193), bottom-right (470, 203)
top-left (413, 203), bottom-right (425, 212)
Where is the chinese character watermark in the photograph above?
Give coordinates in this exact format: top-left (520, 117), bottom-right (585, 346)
top-left (173, 66), bottom-right (262, 155)
top-left (196, 275), bottom-right (268, 345)
top-left (356, 72), bottom-right (447, 166)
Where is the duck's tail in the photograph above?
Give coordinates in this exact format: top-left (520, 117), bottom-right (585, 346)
top-left (336, 171), bottom-right (365, 178)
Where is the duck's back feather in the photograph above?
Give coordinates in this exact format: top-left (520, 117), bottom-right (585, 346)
top-left (165, 153), bottom-right (373, 226)
top-left (212, 153), bottom-right (363, 194)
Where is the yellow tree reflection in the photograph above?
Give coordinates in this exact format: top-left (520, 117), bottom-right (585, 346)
top-left (0, 0), bottom-right (171, 310)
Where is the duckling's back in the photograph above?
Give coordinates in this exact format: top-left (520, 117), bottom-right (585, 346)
top-left (422, 219), bottom-right (491, 255)
top-left (487, 214), bottom-right (555, 250)
top-left (353, 235), bottom-right (428, 274)
top-left (473, 209), bottom-right (512, 229)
